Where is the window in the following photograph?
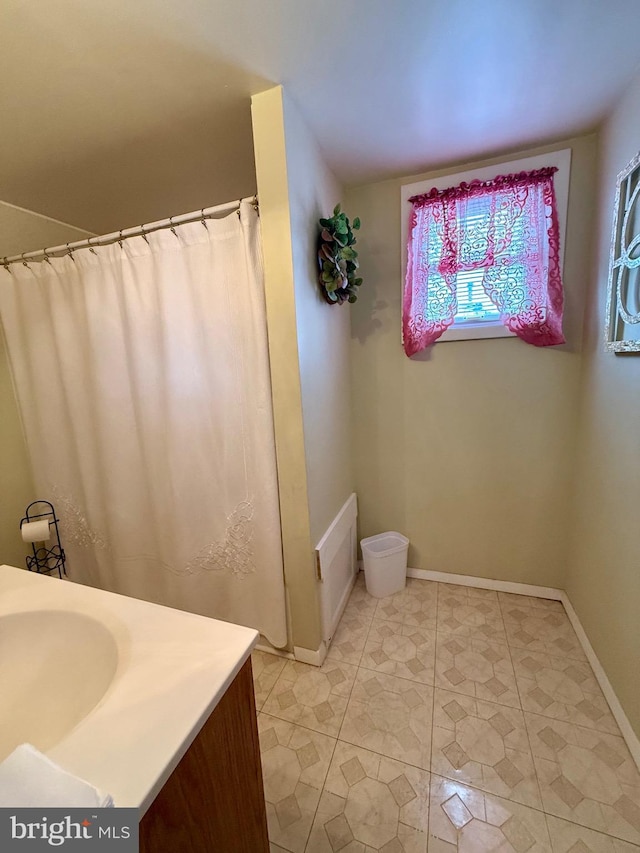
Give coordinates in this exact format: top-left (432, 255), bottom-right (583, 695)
top-left (400, 149), bottom-right (571, 351)
top-left (454, 269), bottom-right (501, 324)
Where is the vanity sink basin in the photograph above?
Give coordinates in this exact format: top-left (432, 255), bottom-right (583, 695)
top-left (0, 609), bottom-right (119, 760)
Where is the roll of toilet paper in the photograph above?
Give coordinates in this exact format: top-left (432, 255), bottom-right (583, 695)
top-left (21, 519), bottom-right (51, 543)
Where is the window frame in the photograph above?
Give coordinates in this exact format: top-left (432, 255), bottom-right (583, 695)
top-left (400, 148), bottom-right (572, 343)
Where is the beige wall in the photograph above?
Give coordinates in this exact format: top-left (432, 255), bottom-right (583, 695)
top-left (252, 87), bottom-right (353, 652)
top-left (566, 72), bottom-right (640, 737)
top-left (0, 201), bottom-right (91, 567)
top-left (347, 135), bottom-right (597, 587)
top-left (282, 95), bottom-right (353, 549)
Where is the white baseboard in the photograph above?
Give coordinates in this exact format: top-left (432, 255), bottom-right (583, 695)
top-left (254, 643), bottom-right (294, 660)
top-left (560, 592), bottom-right (640, 771)
top-left (293, 642), bottom-right (328, 667)
top-left (254, 641), bottom-right (329, 668)
top-left (407, 567), bottom-right (563, 600)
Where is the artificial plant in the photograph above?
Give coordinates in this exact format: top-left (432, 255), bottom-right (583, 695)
top-left (317, 205), bottom-right (362, 304)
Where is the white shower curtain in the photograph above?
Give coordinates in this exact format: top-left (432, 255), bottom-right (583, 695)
top-left (0, 201), bottom-right (287, 647)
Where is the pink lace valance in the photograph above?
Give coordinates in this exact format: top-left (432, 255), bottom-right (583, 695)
top-left (403, 166), bottom-right (565, 356)
top-left (408, 167), bottom-right (558, 205)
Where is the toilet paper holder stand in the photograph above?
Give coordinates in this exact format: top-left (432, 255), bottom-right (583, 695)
top-left (20, 500), bottom-right (66, 579)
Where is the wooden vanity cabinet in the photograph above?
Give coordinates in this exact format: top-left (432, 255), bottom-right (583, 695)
top-left (140, 657), bottom-right (269, 852)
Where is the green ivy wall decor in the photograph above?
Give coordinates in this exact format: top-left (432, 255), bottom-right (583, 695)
top-left (317, 205), bottom-right (363, 304)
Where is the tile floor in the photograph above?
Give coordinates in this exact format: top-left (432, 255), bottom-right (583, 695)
top-left (252, 574), bottom-right (640, 852)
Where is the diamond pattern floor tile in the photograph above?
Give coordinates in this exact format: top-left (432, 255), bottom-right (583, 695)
top-left (546, 815), bottom-right (640, 852)
top-left (258, 714), bottom-right (336, 853)
top-left (432, 688), bottom-right (542, 809)
top-left (526, 713), bottom-right (640, 845)
top-left (326, 610), bottom-right (371, 667)
top-left (435, 633), bottom-right (521, 708)
top-left (256, 577), bottom-right (637, 853)
top-left (343, 574), bottom-right (379, 623)
top-left (438, 583), bottom-right (499, 602)
top-left (263, 659), bottom-right (357, 737)
top-left (502, 603), bottom-right (586, 661)
top-left (511, 646), bottom-right (620, 734)
top-left (253, 650), bottom-right (288, 710)
top-left (305, 741), bottom-right (430, 852)
top-left (340, 669), bottom-right (433, 769)
top-left (429, 774), bottom-right (552, 851)
top-left (360, 618), bottom-right (436, 685)
top-left (374, 578), bottom-right (439, 631)
top-left (437, 589), bottom-right (507, 643)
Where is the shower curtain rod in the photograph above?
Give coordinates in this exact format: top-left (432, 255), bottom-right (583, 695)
top-left (2, 195), bottom-right (258, 268)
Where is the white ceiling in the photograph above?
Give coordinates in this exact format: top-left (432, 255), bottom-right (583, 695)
top-left (1, 0), bottom-right (639, 234)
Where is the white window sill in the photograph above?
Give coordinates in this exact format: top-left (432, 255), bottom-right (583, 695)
top-left (437, 323), bottom-right (516, 342)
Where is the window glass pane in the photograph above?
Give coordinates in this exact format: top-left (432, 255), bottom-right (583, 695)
top-left (454, 269), bottom-right (500, 324)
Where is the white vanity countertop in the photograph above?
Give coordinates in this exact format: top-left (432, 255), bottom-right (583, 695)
top-left (0, 565), bottom-right (259, 814)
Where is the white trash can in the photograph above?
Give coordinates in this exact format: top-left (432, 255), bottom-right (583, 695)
top-left (361, 532), bottom-right (409, 598)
